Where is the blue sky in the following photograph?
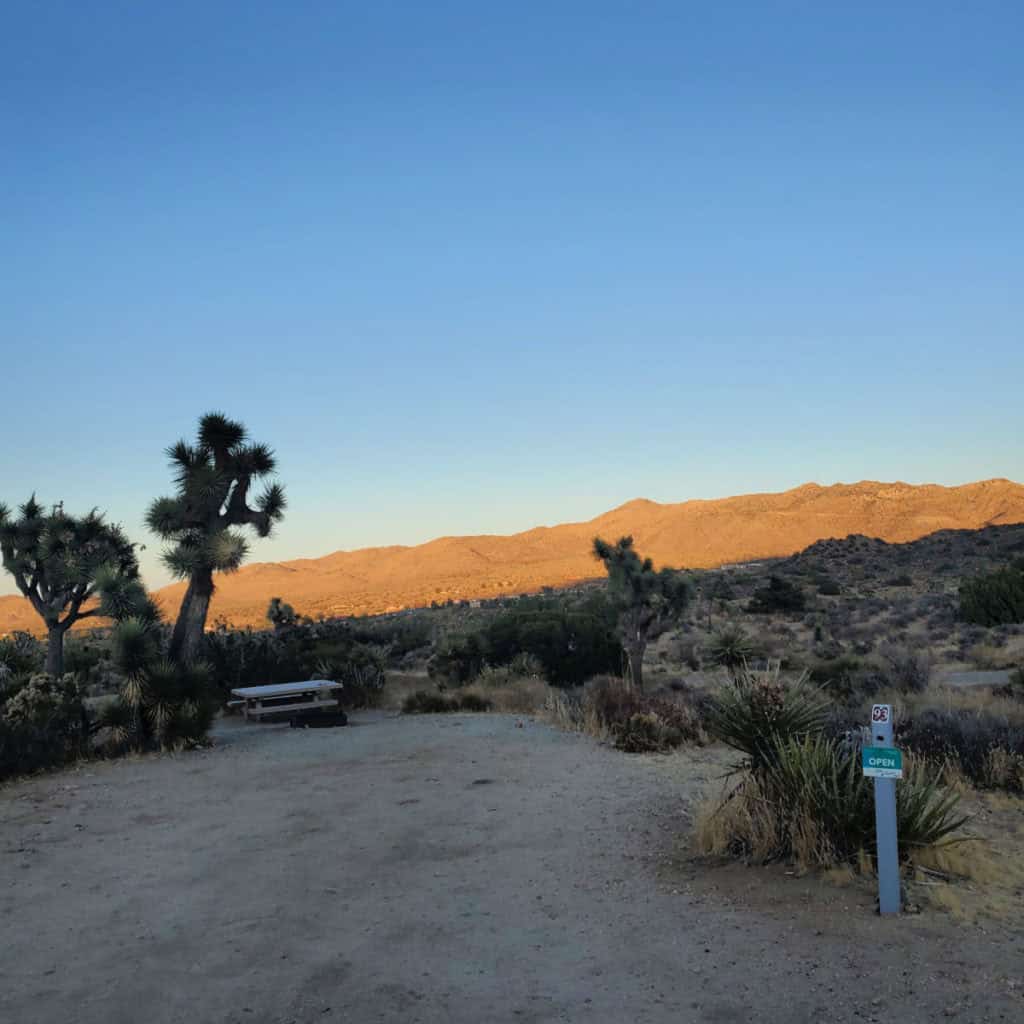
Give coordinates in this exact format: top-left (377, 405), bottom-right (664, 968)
top-left (2, 2), bottom-right (1022, 592)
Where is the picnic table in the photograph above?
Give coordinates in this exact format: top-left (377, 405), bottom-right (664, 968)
top-left (230, 680), bottom-right (343, 720)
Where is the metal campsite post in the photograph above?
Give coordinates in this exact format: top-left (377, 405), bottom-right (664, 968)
top-left (862, 704), bottom-right (902, 915)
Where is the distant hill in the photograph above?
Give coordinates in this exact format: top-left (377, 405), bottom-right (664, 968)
top-left (2, 478), bottom-right (1024, 633)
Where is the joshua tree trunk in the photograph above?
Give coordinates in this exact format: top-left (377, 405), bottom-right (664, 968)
top-left (45, 623), bottom-right (66, 676)
top-left (626, 642), bottom-right (645, 693)
top-left (169, 568), bottom-right (214, 664)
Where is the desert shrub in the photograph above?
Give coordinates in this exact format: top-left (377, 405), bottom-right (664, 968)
top-left (461, 676), bottom-right (552, 713)
top-left (876, 644), bottom-right (931, 693)
top-left (748, 576), bottom-right (806, 615)
top-left (705, 627), bottom-right (756, 673)
top-left (0, 673), bottom-right (89, 780)
top-left (582, 674), bottom-right (639, 728)
top-left (886, 574), bottom-right (913, 588)
top-left (613, 712), bottom-right (683, 753)
top-left (806, 656), bottom-right (869, 702)
top-left (816, 577), bottom-right (842, 596)
top-left (474, 653), bottom-right (545, 688)
top-left (0, 633), bottom-right (43, 681)
top-left (705, 666), bottom-right (829, 774)
top-left (959, 567), bottom-right (1024, 627)
top-left (402, 690), bottom-right (454, 714)
top-left (347, 614), bottom-right (433, 663)
top-left (428, 633), bottom-right (487, 687)
top-left (897, 709), bottom-right (1024, 793)
top-left (994, 665), bottom-right (1024, 701)
top-left (401, 690), bottom-right (492, 714)
top-left (546, 675), bottom-right (705, 750)
top-left (616, 695), bottom-right (705, 751)
top-left (456, 693), bottom-right (492, 712)
top-left (481, 595), bottom-right (623, 686)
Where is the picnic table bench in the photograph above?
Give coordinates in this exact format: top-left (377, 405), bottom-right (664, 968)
top-left (229, 680), bottom-right (343, 720)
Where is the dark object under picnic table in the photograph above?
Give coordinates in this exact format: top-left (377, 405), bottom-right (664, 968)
top-left (290, 710), bottom-right (349, 728)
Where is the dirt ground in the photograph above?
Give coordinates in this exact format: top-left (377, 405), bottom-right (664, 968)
top-left (1, 714), bottom-right (1022, 1024)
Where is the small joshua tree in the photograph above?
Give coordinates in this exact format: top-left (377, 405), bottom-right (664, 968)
top-left (267, 596), bottom-right (297, 631)
top-left (593, 536), bottom-right (692, 692)
top-left (0, 498), bottom-right (139, 675)
top-left (147, 413), bottom-right (286, 664)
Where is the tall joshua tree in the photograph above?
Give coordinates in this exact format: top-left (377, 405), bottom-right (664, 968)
top-left (0, 498), bottom-right (140, 675)
top-left (593, 535), bottom-right (691, 692)
top-left (148, 413), bottom-right (286, 664)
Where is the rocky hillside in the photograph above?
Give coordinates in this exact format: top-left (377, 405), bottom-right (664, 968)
top-left (2, 478), bottom-right (1023, 633)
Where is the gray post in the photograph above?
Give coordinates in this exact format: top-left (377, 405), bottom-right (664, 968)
top-left (871, 706), bottom-right (900, 915)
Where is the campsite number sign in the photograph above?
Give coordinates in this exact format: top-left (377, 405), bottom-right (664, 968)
top-left (866, 704), bottom-right (901, 915)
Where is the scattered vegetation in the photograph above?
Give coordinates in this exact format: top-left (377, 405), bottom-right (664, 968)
top-left (898, 708), bottom-right (1024, 794)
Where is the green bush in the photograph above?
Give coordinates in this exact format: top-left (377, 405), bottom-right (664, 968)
top-left (428, 633), bottom-right (487, 686)
top-left (481, 594), bottom-right (623, 686)
top-left (748, 576), bottom-right (807, 615)
top-left (959, 567), bottom-right (1024, 626)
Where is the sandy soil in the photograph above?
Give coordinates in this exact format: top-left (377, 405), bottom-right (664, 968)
top-left (1, 714), bottom-right (1022, 1024)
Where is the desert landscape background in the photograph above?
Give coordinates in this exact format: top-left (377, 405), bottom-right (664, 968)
top-left (3, 477), bottom-right (1022, 634)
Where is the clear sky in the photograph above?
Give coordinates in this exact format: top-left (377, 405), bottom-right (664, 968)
top-left (2, 2), bottom-right (1022, 593)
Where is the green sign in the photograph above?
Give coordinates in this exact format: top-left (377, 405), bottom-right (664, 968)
top-left (862, 746), bottom-right (903, 779)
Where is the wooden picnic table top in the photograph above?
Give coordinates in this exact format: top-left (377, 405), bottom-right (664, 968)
top-left (230, 680), bottom-right (341, 699)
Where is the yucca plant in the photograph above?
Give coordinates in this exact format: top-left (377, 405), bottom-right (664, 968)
top-left (710, 733), bottom-right (970, 870)
top-left (706, 664), bottom-right (830, 775)
top-left (96, 566), bottom-right (216, 753)
top-left (706, 626), bottom-right (756, 675)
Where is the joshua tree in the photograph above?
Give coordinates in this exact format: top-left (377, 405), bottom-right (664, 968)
top-left (266, 596), bottom-right (297, 631)
top-left (147, 413), bottom-right (286, 664)
top-left (593, 536), bottom-right (691, 692)
top-left (0, 498), bottom-right (139, 675)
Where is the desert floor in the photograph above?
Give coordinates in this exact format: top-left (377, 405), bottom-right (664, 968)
top-left (2, 714), bottom-right (1021, 1024)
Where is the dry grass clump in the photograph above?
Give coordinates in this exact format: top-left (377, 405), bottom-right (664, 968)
top-left (461, 676), bottom-right (555, 714)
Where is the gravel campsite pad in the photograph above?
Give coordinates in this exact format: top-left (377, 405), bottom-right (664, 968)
top-left (2, 714), bottom-right (1022, 1024)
